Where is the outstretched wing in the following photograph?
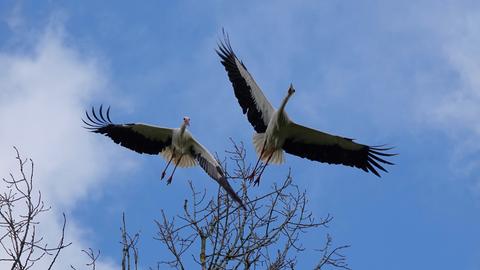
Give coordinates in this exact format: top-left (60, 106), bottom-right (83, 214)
top-left (216, 31), bottom-right (275, 133)
top-left (282, 122), bottom-right (395, 177)
top-left (190, 138), bottom-right (246, 209)
top-left (83, 106), bottom-right (172, 155)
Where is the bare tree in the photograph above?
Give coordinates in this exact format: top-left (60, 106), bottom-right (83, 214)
top-left (1, 145), bottom-right (350, 270)
top-left (70, 248), bottom-right (100, 270)
top-left (121, 213), bottom-right (139, 270)
top-left (71, 218), bottom-right (139, 270)
top-left (154, 140), bottom-right (350, 270)
top-left (0, 147), bottom-right (71, 270)
top-left (314, 234), bottom-right (349, 270)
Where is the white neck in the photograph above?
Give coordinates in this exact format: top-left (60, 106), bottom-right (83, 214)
top-left (180, 122), bottom-right (187, 136)
top-left (278, 92), bottom-right (292, 113)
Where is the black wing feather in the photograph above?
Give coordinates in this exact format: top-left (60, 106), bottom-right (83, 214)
top-left (283, 139), bottom-right (395, 177)
top-left (216, 31), bottom-right (270, 133)
top-left (191, 145), bottom-right (246, 210)
top-left (83, 106), bottom-right (171, 155)
top-left (282, 123), bottom-right (395, 177)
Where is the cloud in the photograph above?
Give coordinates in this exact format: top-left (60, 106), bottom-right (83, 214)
top-left (0, 18), bottom-right (119, 270)
top-left (432, 10), bottom-right (480, 135)
top-left (415, 6), bottom-right (480, 192)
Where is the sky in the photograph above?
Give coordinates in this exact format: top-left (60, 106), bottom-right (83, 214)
top-left (0, 0), bottom-right (479, 269)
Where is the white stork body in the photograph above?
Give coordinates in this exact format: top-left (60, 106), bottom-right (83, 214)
top-left (83, 106), bottom-right (245, 209)
top-left (161, 126), bottom-right (197, 168)
top-left (217, 33), bottom-right (394, 184)
top-left (252, 96), bottom-right (291, 165)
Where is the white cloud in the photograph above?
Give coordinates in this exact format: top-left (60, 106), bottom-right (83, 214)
top-left (418, 6), bottom-right (480, 190)
top-left (0, 20), bottom-right (119, 270)
top-left (433, 10), bottom-right (480, 135)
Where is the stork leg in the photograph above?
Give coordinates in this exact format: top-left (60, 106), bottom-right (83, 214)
top-left (161, 155), bottom-right (174, 180)
top-left (248, 140), bottom-right (267, 180)
top-left (167, 155), bottom-right (183, 185)
top-left (253, 152), bottom-right (274, 186)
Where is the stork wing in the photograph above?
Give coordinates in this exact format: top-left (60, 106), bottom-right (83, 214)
top-left (83, 106), bottom-right (172, 155)
top-left (282, 122), bottom-right (395, 177)
top-left (216, 32), bottom-right (275, 133)
top-left (189, 138), bottom-right (246, 209)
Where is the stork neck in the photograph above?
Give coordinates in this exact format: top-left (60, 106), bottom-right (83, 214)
top-left (180, 123), bottom-right (187, 136)
top-left (278, 93), bottom-right (292, 113)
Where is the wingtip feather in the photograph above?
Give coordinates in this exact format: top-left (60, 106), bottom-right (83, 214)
top-left (368, 152), bottom-right (394, 165)
top-left (83, 105), bottom-right (115, 130)
top-left (367, 157), bottom-right (388, 173)
top-left (366, 163), bottom-right (381, 177)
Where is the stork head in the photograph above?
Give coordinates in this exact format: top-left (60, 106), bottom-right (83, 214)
top-left (183, 116), bottom-right (191, 126)
top-left (288, 83), bottom-right (296, 96)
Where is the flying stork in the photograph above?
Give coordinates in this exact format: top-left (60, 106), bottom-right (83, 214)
top-left (216, 34), bottom-right (395, 185)
top-left (83, 106), bottom-right (245, 209)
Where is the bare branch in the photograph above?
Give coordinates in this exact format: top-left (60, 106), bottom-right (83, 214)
top-left (121, 213), bottom-right (140, 270)
top-left (153, 140), bottom-right (349, 269)
top-left (1, 147), bottom-right (71, 270)
top-left (314, 234), bottom-right (351, 270)
top-left (70, 248), bottom-right (100, 270)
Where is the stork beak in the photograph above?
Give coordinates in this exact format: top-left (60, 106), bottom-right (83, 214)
top-left (288, 83), bottom-right (296, 95)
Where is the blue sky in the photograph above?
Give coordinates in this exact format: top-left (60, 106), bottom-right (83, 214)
top-left (1, 1), bottom-right (479, 269)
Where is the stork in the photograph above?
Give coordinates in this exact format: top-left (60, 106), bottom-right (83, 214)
top-left (83, 106), bottom-right (245, 209)
top-left (216, 33), bottom-right (395, 185)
